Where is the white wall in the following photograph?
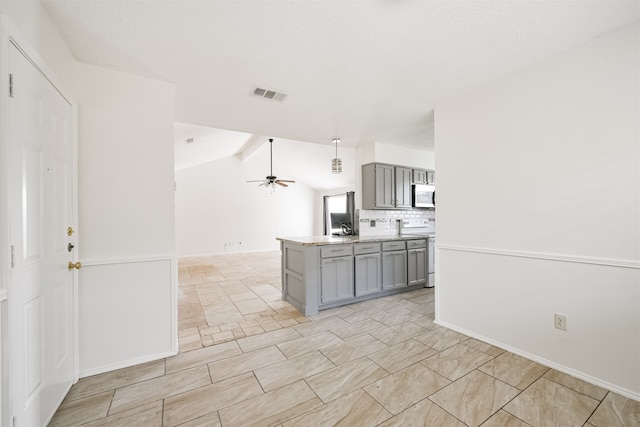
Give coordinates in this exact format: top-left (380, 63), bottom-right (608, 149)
top-left (1, 1), bottom-right (178, 378)
top-left (435, 22), bottom-right (639, 398)
top-left (176, 154), bottom-right (315, 256)
top-left (0, 1), bottom-right (76, 85)
top-left (0, 3), bottom-right (78, 425)
top-left (72, 62), bottom-right (176, 375)
top-left (372, 142), bottom-right (435, 170)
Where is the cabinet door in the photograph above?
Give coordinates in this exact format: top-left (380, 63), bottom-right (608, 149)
top-left (407, 248), bottom-right (427, 286)
top-left (355, 253), bottom-right (381, 297)
top-left (321, 256), bottom-right (354, 303)
top-left (426, 170), bottom-right (435, 185)
top-left (375, 164), bottom-right (395, 208)
top-left (382, 250), bottom-right (407, 290)
top-left (413, 169), bottom-right (427, 184)
top-left (395, 167), bottom-right (412, 208)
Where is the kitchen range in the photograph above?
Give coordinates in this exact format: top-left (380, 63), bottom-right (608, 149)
top-left (399, 218), bottom-right (435, 288)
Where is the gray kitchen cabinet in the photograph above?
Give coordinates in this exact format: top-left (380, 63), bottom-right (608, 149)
top-left (407, 247), bottom-right (427, 286)
top-left (381, 241), bottom-right (407, 290)
top-left (321, 250), bottom-right (354, 304)
top-left (355, 253), bottom-right (381, 297)
top-left (361, 163), bottom-right (395, 209)
top-left (412, 168), bottom-right (428, 184)
top-left (362, 163), bottom-right (412, 209)
top-left (426, 169), bottom-right (435, 185)
top-left (280, 238), bottom-right (428, 316)
top-left (395, 166), bottom-right (412, 208)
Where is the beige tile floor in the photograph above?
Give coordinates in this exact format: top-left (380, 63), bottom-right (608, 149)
top-left (50, 251), bottom-right (639, 426)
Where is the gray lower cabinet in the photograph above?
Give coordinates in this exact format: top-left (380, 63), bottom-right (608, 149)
top-left (381, 241), bottom-right (407, 290)
top-left (355, 253), bottom-right (381, 297)
top-left (321, 255), bottom-right (354, 304)
top-left (407, 239), bottom-right (428, 286)
top-left (281, 238), bottom-right (427, 316)
top-left (407, 247), bottom-right (427, 286)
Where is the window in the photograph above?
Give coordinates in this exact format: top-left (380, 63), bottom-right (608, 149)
top-left (323, 192), bottom-right (355, 235)
top-left (324, 194), bottom-right (347, 235)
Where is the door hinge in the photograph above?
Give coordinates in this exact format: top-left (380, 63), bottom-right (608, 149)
top-left (11, 245), bottom-right (15, 268)
top-left (9, 73), bottom-right (14, 98)
top-left (12, 416), bottom-right (16, 427)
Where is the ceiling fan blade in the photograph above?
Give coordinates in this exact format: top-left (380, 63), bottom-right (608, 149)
top-left (246, 138), bottom-right (295, 189)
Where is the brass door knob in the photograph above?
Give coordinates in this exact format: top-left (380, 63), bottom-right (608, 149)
top-left (68, 261), bottom-right (82, 270)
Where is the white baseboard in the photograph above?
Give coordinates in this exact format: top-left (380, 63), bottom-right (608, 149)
top-left (434, 319), bottom-right (640, 402)
top-left (79, 350), bottom-right (177, 379)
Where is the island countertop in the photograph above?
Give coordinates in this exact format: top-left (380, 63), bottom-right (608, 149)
top-left (276, 234), bottom-right (432, 246)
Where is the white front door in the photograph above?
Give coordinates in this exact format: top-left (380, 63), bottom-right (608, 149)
top-left (8, 41), bottom-right (75, 427)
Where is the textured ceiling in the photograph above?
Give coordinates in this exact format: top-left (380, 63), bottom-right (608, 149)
top-left (38, 0), bottom-right (639, 191)
top-left (41, 0), bottom-right (639, 153)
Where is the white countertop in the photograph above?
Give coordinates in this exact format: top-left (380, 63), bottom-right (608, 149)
top-left (276, 234), bottom-right (432, 246)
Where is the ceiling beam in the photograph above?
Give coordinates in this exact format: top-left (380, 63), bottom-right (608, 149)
top-left (235, 134), bottom-right (267, 162)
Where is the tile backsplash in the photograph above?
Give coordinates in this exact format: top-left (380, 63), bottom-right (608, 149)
top-left (355, 209), bottom-right (435, 236)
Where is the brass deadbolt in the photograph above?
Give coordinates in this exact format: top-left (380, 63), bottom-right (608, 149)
top-left (67, 227), bottom-right (74, 236)
top-left (68, 261), bottom-right (82, 270)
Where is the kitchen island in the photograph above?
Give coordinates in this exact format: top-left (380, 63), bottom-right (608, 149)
top-left (277, 234), bottom-right (431, 315)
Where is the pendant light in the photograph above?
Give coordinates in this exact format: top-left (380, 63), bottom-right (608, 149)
top-left (331, 138), bottom-right (342, 174)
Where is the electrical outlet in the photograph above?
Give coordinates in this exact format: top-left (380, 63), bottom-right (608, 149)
top-left (554, 313), bottom-right (567, 331)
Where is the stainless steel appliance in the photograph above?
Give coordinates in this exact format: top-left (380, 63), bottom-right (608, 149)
top-left (427, 236), bottom-right (435, 288)
top-left (413, 184), bottom-right (435, 208)
top-left (399, 218), bottom-right (435, 287)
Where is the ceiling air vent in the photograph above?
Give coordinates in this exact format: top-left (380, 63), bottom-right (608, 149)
top-left (252, 87), bottom-right (287, 102)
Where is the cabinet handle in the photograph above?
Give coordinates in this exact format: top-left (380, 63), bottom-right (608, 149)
top-left (362, 246), bottom-right (373, 250)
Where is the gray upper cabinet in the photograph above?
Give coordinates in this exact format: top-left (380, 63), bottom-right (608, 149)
top-left (395, 167), bottom-right (412, 208)
top-left (412, 168), bottom-right (428, 184)
top-left (362, 163), bottom-right (413, 209)
top-left (426, 170), bottom-right (435, 185)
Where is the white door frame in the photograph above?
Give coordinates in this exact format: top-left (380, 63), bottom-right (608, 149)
top-left (0, 15), bottom-right (79, 427)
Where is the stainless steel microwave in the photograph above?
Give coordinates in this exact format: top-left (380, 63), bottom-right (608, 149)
top-left (413, 184), bottom-right (435, 208)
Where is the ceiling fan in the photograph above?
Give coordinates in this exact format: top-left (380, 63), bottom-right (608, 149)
top-left (246, 138), bottom-right (295, 189)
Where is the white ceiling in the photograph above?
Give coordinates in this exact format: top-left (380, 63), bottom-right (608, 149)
top-left (40, 0), bottom-right (639, 188)
top-left (174, 122), bottom-right (356, 190)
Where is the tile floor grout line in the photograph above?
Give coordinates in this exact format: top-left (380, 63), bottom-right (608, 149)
top-left (53, 253), bottom-right (637, 426)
